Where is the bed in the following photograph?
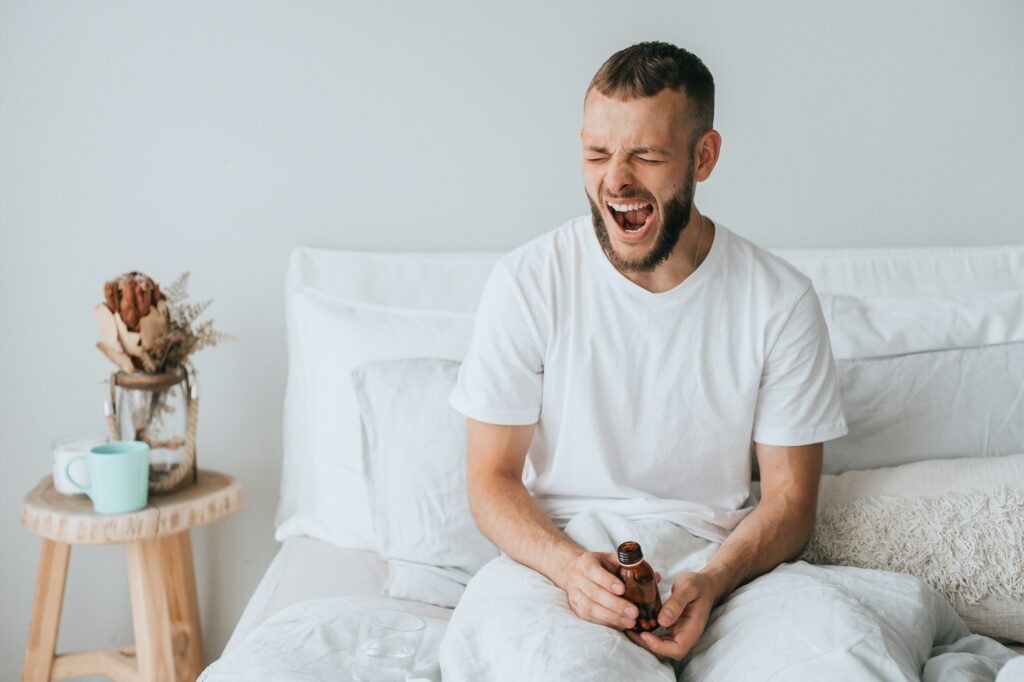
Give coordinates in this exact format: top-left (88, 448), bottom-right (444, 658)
top-left (209, 225), bottom-right (1024, 680)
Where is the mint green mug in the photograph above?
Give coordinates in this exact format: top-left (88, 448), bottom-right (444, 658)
top-left (65, 441), bottom-right (150, 514)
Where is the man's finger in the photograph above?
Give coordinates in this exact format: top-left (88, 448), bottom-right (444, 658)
top-left (584, 558), bottom-right (625, 595)
top-left (669, 610), bottom-right (705, 655)
top-left (624, 629), bottom-right (651, 652)
top-left (599, 551), bottom-right (619, 570)
top-left (626, 629), bottom-right (692, 662)
top-left (635, 631), bottom-right (688, 660)
top-left (659, 579), bottom-right (700, 627)
top-left (576, 592), bottom-right (634, 629)
top-left (581, 580), bottom-right (638, 621)
top-left (625, 630), bottom-right (671, 660)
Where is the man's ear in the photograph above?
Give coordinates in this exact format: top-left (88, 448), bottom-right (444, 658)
top-left (694, 129), bottom-right (722, 183)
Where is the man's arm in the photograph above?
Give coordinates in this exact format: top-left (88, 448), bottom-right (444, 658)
top-left (465, 417), bottom-right (575, 578)
top-left (627, 441), bottom-right (822, 659)
top-left (466, 417), bottom-right (642, 630)
top-left (699, 441), bottom-right (822, 600)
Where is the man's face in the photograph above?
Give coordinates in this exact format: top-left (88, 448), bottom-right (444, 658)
top-left (582, 88), bottom-right (697, 273)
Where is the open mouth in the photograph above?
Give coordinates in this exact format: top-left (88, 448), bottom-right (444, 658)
top-left (606, 200), bottom-right (655, 236)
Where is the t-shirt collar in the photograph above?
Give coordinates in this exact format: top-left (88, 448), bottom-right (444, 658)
top-left (582, 214), bottom-right (728, 302)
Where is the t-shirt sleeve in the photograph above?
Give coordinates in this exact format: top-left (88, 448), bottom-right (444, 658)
top-left (751, 284), bottom-right (848, 446)
top-left (449, 262), bottom-right (544, 425)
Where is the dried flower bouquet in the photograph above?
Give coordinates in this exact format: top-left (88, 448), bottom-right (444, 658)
top-left (92, 271), bottom-right (231, 491)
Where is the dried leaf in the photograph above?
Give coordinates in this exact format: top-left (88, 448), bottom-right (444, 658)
top-left (162, 272), bottom-right (190, 305)
top-left (140, 352), bottom-right (157, 373)
top-left (139, 300), bottom-right (169, 351)
top-left (92, 303), bottom-right (121, 351)
top-left (96, 341), bottom-right (135, 373)
top-left (114, 311), bottom-right (144, 358)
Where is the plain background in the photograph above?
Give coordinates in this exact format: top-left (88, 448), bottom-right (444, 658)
top-left (1, 0), bottom-right (1022, 677)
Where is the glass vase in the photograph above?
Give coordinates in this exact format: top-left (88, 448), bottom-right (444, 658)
top-left (105, 367), bottom-right (198, 491)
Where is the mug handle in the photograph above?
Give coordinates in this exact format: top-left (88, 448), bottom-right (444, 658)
top-left (64, 456), bottom-right (90, 493)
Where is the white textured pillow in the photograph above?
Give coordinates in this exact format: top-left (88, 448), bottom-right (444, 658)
top-left (352, 357), bottom-right (499, 607)
top-left (276, 290), bottom-right (476, 550)
top-left (824, 341), bottom-right (1024, 474)
top-left (802, 454), bottom-right (1024, 643)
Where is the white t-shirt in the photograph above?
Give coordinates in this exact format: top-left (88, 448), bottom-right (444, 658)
top-left (449, 214), bottom-right (848, 542)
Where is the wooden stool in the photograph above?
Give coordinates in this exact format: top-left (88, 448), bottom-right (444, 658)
top-left (20, 469), bottom-right (244, 682)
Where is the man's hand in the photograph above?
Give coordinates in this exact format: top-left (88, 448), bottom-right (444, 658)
top-left (558, 551), bottom-right (643, 630)
top-left (625, 571), bottom-right (716, 661)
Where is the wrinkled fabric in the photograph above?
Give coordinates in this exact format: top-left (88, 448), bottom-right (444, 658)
top-left (202, 510), bottom-right (1020, 681)
top-left (441, 510), bottom-right (1019, 682)
top-left (200, 596), bottom-right (449, 682)
top-left (441, 510), bottom-right (716, 681)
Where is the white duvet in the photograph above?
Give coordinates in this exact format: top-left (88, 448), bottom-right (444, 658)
top-left (204, 511), bottom-right (1020, 681)
top-left (200, 596), bottom-right (449, 682)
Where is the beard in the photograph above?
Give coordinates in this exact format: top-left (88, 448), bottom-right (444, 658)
top-left (588, 160), bottom-right (696, 274)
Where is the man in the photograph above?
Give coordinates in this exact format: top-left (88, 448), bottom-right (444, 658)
top-left (439, 41), bottom-right (848, 679)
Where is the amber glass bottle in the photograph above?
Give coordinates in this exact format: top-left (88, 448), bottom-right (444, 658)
top-left (616, 540), bottom-right (662, 632)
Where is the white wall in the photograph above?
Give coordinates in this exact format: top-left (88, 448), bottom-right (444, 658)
top-left (1, 0), bottom-right (1021, 676)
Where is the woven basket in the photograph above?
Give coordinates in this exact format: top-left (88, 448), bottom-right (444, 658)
top-left (105, 368), bottom-right (199, 494)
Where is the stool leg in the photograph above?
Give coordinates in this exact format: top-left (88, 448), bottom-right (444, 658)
top-left (126, 539), bottom-right (175, 682)
top-left (160, 531), bottom-right (205, 681)
top-left (22, 539), bottom-right (70, 682)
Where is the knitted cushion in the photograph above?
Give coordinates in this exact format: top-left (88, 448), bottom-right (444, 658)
top-left (800, 453), bottom-right (1024, 643)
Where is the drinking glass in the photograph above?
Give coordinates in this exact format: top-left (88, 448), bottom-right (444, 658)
top-left (351, 609), bottom-right (425, 682)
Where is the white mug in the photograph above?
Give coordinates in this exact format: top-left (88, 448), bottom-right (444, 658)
top-left (52, 434), bottom-right (106, 495)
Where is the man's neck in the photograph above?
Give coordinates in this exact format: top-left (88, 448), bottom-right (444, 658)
top-left (622, 214), bottom-right (714, 294)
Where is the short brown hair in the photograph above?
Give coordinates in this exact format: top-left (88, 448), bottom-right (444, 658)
top-left (587, 41), bottom-right (715, 145)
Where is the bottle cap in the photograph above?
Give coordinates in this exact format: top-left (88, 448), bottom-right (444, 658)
top-left (617, 541), bottom-right (643, 565)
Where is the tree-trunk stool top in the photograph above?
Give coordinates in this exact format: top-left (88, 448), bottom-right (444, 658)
top-left (21, 469), bottom-right (244, 545)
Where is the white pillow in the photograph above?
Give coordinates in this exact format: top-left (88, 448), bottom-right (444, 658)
top-left (819, 290), bottom-right (1024, 360)
top-left (276, 290), bottom-right (476, 550)
top-left (352, 357), bottom-right (498, 607)
top-left (802, 454), bottom-right (1024, 643)
top-left (824, 341), bottom-right (1024, 474)
top-left (777, 246), bottom-right (1024, 298)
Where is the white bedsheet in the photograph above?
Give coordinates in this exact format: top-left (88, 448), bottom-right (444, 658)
top-left (224, 537), bottom-right (451, 653)
top-left (206, 596), bottom-right (449, 681)
top-left (212, 524), bottom-right (1021, 681)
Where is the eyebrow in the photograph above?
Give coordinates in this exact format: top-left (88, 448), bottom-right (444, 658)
top-left (584, 145), bottom-right (670, 155)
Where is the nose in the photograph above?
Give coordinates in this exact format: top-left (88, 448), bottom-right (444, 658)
top-left (604, 155), bottom-right (635, 196)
